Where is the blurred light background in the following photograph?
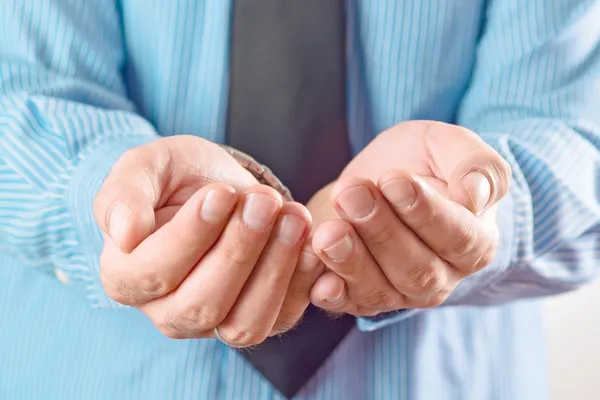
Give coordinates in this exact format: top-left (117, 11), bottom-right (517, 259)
top-left (545, 278), bottom-right (600, 400)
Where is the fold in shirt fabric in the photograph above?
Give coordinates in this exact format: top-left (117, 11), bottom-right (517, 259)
top-left (2, 0), bottom-right (600, 399)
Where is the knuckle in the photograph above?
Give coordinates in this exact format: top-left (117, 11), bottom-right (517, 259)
top-left (133, 270), bottom-right (174, 299)
top-left (100, 269), bottom-right (137, 306)
top-left (440, 221), bottom-right (479, 260)
top-left (466, 226), bottom-right (499, 273)
top-left (222, 244), bottom-right (255, 269)
top-left (136, 165), bottom-right (161, 203)
top-left (219, 326), bottom-right (267, 347)
top-left (473, 242), bottom-right (498, 272)
top-left (153, 311), bottom-right (210, 340)
top-left (119, 146), bottom-right (164, 202)
top-left (100, 254), bottom-right (173, 305)
top-left (418, 290), bottom-right (450, 308)
top-left (364, 225), bottom-right (399, 249)
top-left (174, 303), bottom-right (225, 332)
top-left (359, 290), bottom-right (394, 311)
top-left (263, 269), bottom-right (292, 290)
top-left (103, 281), bottom-right (130, 304)
top-left (403, 263), bottom-right (444, 298)
top-left (155, 322), bottom-right (186, 339)
top-left (493, 157), bottom-right (512, 197)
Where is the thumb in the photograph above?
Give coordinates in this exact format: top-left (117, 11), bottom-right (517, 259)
top-left (94, 136), bottom-right (260, 253)
top-left (447, 149), bottom-right (512, 215)
top-left (94, 147), bottom-right (164, 253)
top-left (424, 122), bottom-right (512, 215)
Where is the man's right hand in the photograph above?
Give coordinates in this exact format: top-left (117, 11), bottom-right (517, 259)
top-left (93, 136), bottom-right (323, 346)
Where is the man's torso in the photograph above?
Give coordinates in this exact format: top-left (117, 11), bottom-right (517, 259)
top-left (0, 1), bottom-right (549, 399)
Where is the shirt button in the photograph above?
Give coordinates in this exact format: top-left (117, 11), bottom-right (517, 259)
top-left (55, 268), bottom-right (70, 285)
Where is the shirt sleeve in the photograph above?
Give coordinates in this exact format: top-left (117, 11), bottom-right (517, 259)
top-left (0, 0), bottom-right (159, 307)
top-left (358, 0), bottom-right (600, 331)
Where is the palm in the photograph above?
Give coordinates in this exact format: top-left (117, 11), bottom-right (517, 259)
top-left (142, 136), bottom-right (259, 232)
top-left (340, 121), bottom-right (460, 198)
top-left (307, 122), bottom-right (456, 227)
top-left (306, 121), bottom-right (509, 317)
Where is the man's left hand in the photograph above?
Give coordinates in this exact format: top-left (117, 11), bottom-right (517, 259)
top-left (308, 121), bottom-right (511, 315)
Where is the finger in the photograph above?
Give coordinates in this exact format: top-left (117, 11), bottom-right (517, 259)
top-left (94, 136), bottom-right (259, 253)
top-left (421, 121), bottom-right (512, 215)
top-left (100, 183), bottom-right (238, 306)
top-left (94, 143), bottom-right (179, 253)
top-left (140, 185), bottom-right (282, 338)
top-left (153, 206), bottom-right (181, 231)
top-left (270, 245), bottom-right (325, 336)
top-left (379, 171), bottom-right (498, 276)
top-left (216, 203), bottom-right (311, 347)
top-left (331, 177), bottom-right (459, 308)
top-left (310, 271), bottom-right (350, 314)
top-left (311, 219), bottom-right (405, 315)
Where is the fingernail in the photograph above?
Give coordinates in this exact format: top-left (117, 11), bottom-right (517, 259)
top-left (380, 179), bottom-right (416, 210)
top-left (109, 203), bottom-right (131, 248)
top-left (277, 214), bottom-right (306, 245)
top-left (201, 189), bottom-right (236, 223)
top-left (324, 286), bottom-right (344, 303)
top-left (461, 171), bottom-right (491, 215)
top-left (322, 234), bottom-right (353, 262)
top-left (336, 186), bottom-right (375, 220)
top-left (242, 193), bottom-right (279, 230)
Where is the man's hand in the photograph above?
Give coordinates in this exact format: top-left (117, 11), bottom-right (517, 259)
top-left (308, 121), bottom-right (511, 315)
top-left (94, 136), bottom-right (323, 345)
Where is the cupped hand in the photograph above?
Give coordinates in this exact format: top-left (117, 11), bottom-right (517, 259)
top-left (308, 121), bottom-right (511, 315)
top-left (94, 136), bottom-right (323, 345)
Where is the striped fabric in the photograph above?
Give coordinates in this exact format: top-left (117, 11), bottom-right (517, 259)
top-left (1, 0), bottom-right (599, 399)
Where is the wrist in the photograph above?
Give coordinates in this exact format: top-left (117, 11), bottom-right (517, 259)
top-left (220, 144), bottom-right (294, 201)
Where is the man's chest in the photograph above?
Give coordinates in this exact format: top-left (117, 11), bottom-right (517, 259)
top-left (120, 0), bottom-right (485, 138)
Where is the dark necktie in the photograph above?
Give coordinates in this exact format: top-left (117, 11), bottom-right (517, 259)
top-left (225, 0), bottom-right (356, 398)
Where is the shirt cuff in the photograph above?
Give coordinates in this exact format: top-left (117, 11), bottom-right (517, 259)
top-left (66, 136), bottom-right (156, 308)
top-left (356, 189), bottom-right (516, 332)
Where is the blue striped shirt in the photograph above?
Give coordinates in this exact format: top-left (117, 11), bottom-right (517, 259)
top-left (1, 0), bottom-right (599, 399)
